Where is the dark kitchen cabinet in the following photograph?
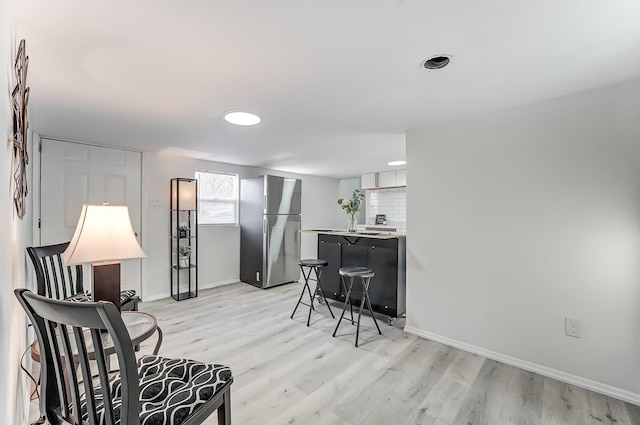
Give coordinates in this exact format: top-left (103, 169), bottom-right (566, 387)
top-left (318, 237), bottom-right (343, 301)
top-left (317, 233), bottom-right (406, 324)
top-left (367, 239), bottom-right (401, 317)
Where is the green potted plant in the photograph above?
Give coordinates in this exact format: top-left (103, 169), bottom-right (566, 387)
top-left (178, 245), bottom-right (191, 267)
top-left (337, 189), bottom-right (365, 232)
top-left (178, 224), bottom-right (190, 238)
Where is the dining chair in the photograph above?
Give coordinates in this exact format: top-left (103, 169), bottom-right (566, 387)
top-left (27, 241), bottom-right (139, 311)
top-left (15, 288), bottom-right (233, 425)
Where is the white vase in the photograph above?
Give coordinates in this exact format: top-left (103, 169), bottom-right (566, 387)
top-left (179, 256), bottom-right (190, 267)
top-left (348, 215), bottom-right (357, 232)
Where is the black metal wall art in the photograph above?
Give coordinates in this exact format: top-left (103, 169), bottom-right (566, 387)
top-left (10, 39), bottom-right (29, 219)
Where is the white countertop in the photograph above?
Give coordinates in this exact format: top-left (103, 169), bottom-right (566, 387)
top-left (300, 229), bottom-right (406, 239)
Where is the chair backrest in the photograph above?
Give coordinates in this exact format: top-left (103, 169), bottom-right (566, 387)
top-left (27, 242), bottom-right (84, 300)
top-left (15, 288), bottom-right (140, 425)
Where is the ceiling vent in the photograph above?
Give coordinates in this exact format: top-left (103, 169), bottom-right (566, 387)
top-left (422, 55), bottom-right (451, 70)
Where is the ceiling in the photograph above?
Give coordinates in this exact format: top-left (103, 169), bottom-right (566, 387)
top-left (14, 0), bottom-right (640, 179)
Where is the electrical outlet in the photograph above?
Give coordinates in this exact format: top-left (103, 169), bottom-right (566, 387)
top-left (565, 317), bottom-right (581, 338)
top-left (149, 198), bottom-right (161, 207)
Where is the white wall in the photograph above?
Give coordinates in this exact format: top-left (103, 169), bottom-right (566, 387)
top-left (0, 7), bottom-right (16, 422)
top-left (143, 152), bottom-right (340, 300)
top-left (337, 177), bottom-right (362, 229)
top-left (2, 2), bottom-right (34, 422)
top-left (406, 78), bottom-right (640, 403)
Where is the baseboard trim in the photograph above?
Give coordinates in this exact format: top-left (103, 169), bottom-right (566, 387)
top-left (143, 280), bottom-right (239, 302)
top-left (404, 325), bottom-right (640, 406)
top-left (145, 292), bottom-right (169, 302)
top-left (200, 279), bottom-right (237, 290)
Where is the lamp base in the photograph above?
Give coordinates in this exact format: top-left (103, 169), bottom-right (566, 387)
top-left (92, 262), bottom-right (121, 312)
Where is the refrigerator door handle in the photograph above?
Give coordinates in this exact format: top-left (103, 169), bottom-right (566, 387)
top-left (263, 218), bottom-right (270, 286)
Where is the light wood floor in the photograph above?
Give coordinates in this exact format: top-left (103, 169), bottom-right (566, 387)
top-left (30, 282), bottom-right (638, 424)
top-left (133, 282), bottom-right (640, 425)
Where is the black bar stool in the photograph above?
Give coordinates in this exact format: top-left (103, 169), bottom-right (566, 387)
top-left (332, 266), bottom-right (382, 347)
top-left (291, 259), bottom-right (335, 326)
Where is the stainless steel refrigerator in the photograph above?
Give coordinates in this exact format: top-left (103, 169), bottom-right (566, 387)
top-left (240, 175), bottom-right (302, 288)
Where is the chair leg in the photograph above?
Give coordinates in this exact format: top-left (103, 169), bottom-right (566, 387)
top-left (305, 279), bottom-right (315, 327)
top-left (364, 282), bottom-right (382, 336)
top-left (316, 284), bottom-right (335, 318)
top-left (332, 299), bottom-right (348, 337)
top-left (290, 281), bottom-right (310, 319)
top-left (291, 266), bottom-right (311, 320)
top-left (340, 276), bottom-right (355, 324)
top-left (217, 388), bottom-right (231, 425)
top-left (333, 280), bottom-right (354, 337)
top-left (313, 265), bottom-right (335, 318)
top-left (355, 290), bottom-right (367, 347)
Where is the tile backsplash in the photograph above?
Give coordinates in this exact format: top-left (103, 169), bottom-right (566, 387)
top-left (365, 187), bottom-right (406, 232)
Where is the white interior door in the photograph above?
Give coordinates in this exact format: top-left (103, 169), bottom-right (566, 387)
top-left (40, 138), bottom-right (143, 297)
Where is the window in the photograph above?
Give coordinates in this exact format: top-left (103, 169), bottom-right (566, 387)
top-left (195, 171), bottom-right (239, 225)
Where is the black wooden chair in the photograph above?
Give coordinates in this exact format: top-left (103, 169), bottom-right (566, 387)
top-left (15, 288), bottom-right (233, 425)
top-left (27, 241), bottom-right (140, 311)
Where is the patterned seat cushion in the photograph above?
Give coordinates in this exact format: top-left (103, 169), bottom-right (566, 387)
top-left (65, 289), bottom-right (137, 304)
top-left (81, 355), bottom-right (233, 425)
top-left (64, 292), bottom-right (91, 303)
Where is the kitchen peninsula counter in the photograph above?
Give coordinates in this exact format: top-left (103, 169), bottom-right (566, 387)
top-left (301, 229), bottom-right (406, 239)
top-left (301, 229), bottom-right (406, 325)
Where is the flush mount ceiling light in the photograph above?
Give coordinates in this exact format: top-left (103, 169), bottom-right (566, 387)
top-left (422, 55), bottom-right (451, 70)
top-left (388, 160), bottom-right (406, 166)
top-left (224, 111), bottom-right (261, 126)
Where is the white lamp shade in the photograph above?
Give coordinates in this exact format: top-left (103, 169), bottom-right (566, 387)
top-left (62, 204), bottom-right (147, 265)
top-left (171, 179), bottom-right (197, 210)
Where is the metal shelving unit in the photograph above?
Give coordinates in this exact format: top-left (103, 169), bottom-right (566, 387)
top-left (170, 178), bottom-right (198, 301)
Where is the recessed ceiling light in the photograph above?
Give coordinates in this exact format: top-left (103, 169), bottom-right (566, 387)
top-left (422, 55), bottom-right (451, 70)
top-left (388, 160), bottom-right (406, 166)
top-left (224, 111), bottom-right (261, 126)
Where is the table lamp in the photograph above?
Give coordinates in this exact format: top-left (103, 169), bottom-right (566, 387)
top-left (62, 204), bottom-right (146, 311)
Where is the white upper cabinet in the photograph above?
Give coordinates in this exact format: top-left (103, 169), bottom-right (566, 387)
top-left (395, 169), bottom-right (406, 186)
top-left (361, 173), bottom-right (377, 189)
top-left (361, 170), bottom-right (406, 189)
top-left (377, 171), bottom-right (396, 187)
